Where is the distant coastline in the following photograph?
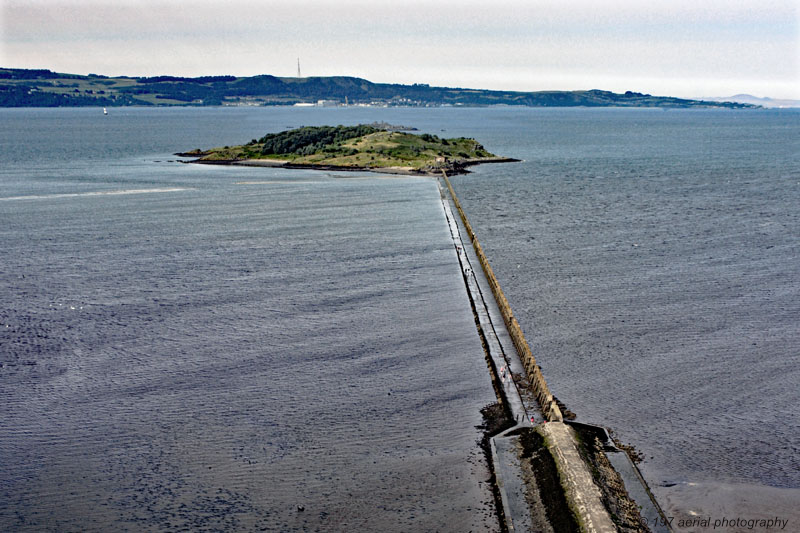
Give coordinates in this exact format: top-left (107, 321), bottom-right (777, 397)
top-left (1, 67), bottom-right (758, 109)
top-left (698, 94), bottom-right (800, 109)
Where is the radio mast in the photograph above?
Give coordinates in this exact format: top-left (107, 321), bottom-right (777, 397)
top-left (297, 58), bottom-right (301, 78)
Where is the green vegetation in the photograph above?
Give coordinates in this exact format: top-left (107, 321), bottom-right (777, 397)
top-left (1, 68), bottom-right (758, 108)
top-left (256, 125), bottom-right (379, 155)
top-left (186, 125), bottom-right (506, 174)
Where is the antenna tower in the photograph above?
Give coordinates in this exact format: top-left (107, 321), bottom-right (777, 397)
top-left (297, 58), bottom-right (301, 78)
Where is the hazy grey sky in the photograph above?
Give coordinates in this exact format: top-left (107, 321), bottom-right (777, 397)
top-left (2, 0), bottom-right (798, 98)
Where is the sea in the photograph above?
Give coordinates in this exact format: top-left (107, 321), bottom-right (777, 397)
top-left (1, 106), bottom-right (798, 532)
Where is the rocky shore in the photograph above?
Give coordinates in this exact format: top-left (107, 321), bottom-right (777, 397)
top-left (176, 154), bottom-right (520, 176)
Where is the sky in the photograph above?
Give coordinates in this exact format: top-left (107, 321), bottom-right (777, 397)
top-left (2, 0), bottom-right (799, 99)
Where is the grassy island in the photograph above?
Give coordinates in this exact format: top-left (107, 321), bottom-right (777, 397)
top-left (179, 124), bottom-right (517, 175)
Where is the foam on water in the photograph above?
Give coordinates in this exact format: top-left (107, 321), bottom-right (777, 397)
top-left (1, 187), bottom-right (191, 201)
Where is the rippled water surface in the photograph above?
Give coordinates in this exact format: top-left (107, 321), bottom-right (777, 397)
top-left (448, 107), bottom-right (800, 523)
top-left (2, 107), bottom-right (798, 530)
top-left (0, 108), bottom-right (499, 532)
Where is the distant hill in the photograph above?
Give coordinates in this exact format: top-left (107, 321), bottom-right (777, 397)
top-left (1, 68), bottom-right (757, 109)
top-left (699, 94), bottom-right (799, 108)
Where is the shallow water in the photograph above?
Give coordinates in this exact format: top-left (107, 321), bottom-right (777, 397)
top-left (0, 108), bottom-right (499, 531)
top-left (2, 106), bottom-right (798, 530)
top-left (449, 107), bottom-right (800, 527)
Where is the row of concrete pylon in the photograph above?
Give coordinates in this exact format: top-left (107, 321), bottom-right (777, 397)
top-left (442, 172), bottom-right (563, 422)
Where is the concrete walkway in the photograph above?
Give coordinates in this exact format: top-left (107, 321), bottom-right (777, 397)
top-left (542, 422), bottom-right (617, 533)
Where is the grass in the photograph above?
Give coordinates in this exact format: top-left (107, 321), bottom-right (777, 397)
top-left (3, 75), bottom-right (157, 105)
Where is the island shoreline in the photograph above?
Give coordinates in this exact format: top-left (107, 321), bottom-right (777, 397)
top-left (176, 155), bottom-right (521, 176)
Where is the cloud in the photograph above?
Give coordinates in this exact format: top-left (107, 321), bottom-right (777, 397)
top-left (2, 0), bottom-right (798, 97)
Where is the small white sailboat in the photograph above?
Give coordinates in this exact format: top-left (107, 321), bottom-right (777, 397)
top-left (103, 107), bottom-right (108, 115)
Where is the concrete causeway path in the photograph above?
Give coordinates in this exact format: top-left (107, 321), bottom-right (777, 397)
top-left (542, 422), bottom-right (617, 533)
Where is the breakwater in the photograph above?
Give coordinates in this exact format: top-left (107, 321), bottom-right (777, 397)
top-left (442, 172), bottom-right (563, 422)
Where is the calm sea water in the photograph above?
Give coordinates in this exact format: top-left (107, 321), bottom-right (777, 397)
top-left (447, 107), bottom-right (800, 524)
top-left (1, 106), bottom-right (798, 530)
top-left (0, 108), bottom-right (499, 532)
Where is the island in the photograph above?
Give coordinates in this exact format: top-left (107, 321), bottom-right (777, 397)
top-left (177, 124), bottom-right (518, 175)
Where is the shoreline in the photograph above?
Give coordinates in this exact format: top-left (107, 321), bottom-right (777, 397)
top-left (176, 154), bottom-right (521, 176)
